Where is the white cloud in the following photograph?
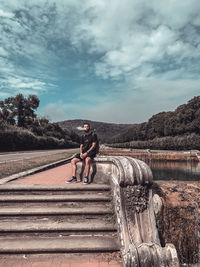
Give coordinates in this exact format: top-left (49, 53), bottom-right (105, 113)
top-left (0, 2), bottom-right (58, 99)
top-left (0, 9), bottom-right (14, 18)
top-left (137, 79), bottom-right (200, 98)
top-left (0, 92), bottom-right (10, 98)
top-left (0, 0), bottom-right (200, 123)
top-left (7, 76), bottom-right (47, 90)
top-left (0, 47), bottom-right (8, 56)
top-left (38, 75), bottom-right (200, 124)
top-left (39, 102), bottom-right (72, 122)
top-left (149, 0), bottom-right (200, 29)
top-left (0, 73), bottom-right (51, 98)
top-left (65, 0), bottom-right (200, 82)
top-left (77, 78), bottom-right (200, 123)
top-left (1, 0), bottom-right (199, 83)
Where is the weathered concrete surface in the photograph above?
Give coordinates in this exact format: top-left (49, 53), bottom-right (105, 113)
top-left (1, 155), bottom-right (181, 266)
top-left (5, 156), bottom-right (179, 266)
top-left (0, 206), bottom-right (112, 216)
top-left (75, 155), bottom-right (153, 186)
top-left (76, 155), bottom-right (179, 266)
top-left (152, 180), bottom-right (199, 265)
top-left (0, 220), bottom-right (117, 232)
top-left (0, 161), bottom-right (123, 266)
top-left (0, 236), bottom-right (119, 253)
top-left (0, 253), bottom-right (122, 267)
top-left (0, 182), bottom-right (120, 258)
top-left (0, 194), bottom-right (111, 202)
top-left (101, 149), bottom-right (199, 265)
top-left (0, 183), bottom-right (111, 191)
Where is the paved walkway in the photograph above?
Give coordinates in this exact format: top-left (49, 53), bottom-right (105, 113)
top-left (1, 163), bottom-right (122, 267)
top-left (9, 163), bottom-right (73, 185)
top-left (0, 254), bottom-right (122, 267)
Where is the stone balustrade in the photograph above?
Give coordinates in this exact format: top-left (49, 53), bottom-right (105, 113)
top-left (76, 155), bottom-right (179, 267)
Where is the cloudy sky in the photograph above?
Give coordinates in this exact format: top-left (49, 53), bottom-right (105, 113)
top-left (0, 0), bottom-right (200, 123)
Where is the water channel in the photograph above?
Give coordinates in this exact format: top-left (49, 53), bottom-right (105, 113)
top-left (146, 160), bottom-right (200, 181)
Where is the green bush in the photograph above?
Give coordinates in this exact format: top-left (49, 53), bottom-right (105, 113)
top-left (0, 127), bottom-right (79, 151)
top-left (107, 134), bottom-right (200, 150)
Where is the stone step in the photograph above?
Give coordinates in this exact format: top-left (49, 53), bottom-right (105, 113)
top-left (0, 220), bottom-right (117, 232)
top-left (0, 194), bottom-right (111, 202)
top-left (0, 184), bottom-right (111, 192)
top-left (0, 206), bottom-right (113, 216)
top-left (2, 191), bottom-right (110, 196)
top-left (0, 201), bottom-right (111, 209)
top-left (0, 233), bottom-right (118, 238)
top-left (0, 236), bottom-right (119, 253)
top-left (0, 182), bottom-right (119, 257)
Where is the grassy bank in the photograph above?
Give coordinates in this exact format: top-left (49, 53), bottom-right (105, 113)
top-left (0, 150), bottom-right (78, 179)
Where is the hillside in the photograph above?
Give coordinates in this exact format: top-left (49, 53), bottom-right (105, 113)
top-left (58, 119), bottom-right (134, 143)
top-left (58, 96), bottom-right (200, 150)
top-left (108, 96), bottom-right (200, 144)
top-left (106, 96), bottom-right (200, 150)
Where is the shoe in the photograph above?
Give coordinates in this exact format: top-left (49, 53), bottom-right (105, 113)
top-left (66, 177), bottom-right (77, 183)
top-left (83, 177), bottom-right (89, 185)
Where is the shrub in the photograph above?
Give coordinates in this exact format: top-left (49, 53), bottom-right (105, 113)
top-left (0, 127), bottom-right (79, 152)
top-left (107, 134), bottom-right (200, 151)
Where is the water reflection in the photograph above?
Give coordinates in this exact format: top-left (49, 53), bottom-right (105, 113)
top-left (146, 160), bottom-right (200, 181)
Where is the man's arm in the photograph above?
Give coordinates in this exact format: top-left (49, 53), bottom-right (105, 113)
top-left (85, 133), bottom-right (97, 154)
top-left (81, 142), bottom-right (96, 159)
top-left (80, 144), bottom-right (85, 159)
top-left (86, 142), bottom-right (96, 154)
top-left (80, 144), bottom-right (83, 154)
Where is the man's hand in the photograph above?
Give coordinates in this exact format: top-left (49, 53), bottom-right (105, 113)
top-left (80, 152), bottom-right (88, 159)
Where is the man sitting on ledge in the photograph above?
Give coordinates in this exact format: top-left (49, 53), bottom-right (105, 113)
top-left (66, 122), bottom-right (97, 185)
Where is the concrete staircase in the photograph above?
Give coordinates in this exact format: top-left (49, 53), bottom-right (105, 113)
top-left (0, 184), bottom-right (119, 254)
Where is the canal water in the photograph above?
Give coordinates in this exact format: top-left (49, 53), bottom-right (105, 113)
top-left (147, 160), bottom-right (200, 181)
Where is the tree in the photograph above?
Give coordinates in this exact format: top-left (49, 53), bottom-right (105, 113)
top-left (0, 94), bottom-right (40, 127)
top-left (0, 98), bottom-right (16, 125)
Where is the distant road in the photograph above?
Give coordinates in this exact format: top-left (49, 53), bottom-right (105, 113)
top-left (0, 149), bottom-right (79, 163)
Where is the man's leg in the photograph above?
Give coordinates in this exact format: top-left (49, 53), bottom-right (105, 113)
top-left (71, 157), bottom-right (81, 177)
top-left (66, 157), bottom-right (81, 183)
top-left (83, 157), bottom-right (92, 184)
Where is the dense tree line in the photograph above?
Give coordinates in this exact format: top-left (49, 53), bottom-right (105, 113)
top-left (107, 96), bottom-right (200, 150)
top-left (0, 94), bottom-right (79, 151)
top-left (108, 134), bottom-right (200, 151)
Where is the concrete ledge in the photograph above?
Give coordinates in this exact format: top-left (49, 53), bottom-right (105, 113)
top-left (0, 184), bottom-right (111, 191)
top-left (0, 221), bottom-right (117, 232)
top-left (102, 148), bottom-right (200, 162)
top-left (0, 236), bottom-right (120, 253)
top-left (84, 155), bottom-right (179, 266)
top-left (0, 194), bottom-right (111, 202)
top-left (76, 155), bottom-right (153, 186)
top-left (0, 206), bottom-right (113, 216)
